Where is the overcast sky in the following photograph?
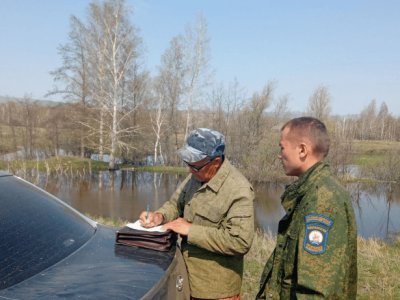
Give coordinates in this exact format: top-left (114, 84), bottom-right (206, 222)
top-left (1, 0), bottom-right (399, 116)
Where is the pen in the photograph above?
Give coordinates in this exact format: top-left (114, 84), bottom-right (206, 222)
top-left (146, 203), bottom-right (150, 223)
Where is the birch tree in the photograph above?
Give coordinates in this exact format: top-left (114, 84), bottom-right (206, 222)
top-left (157, 35), bottom-right (186, 164)
top-left (359, 100), bottom-right (377, 140)
top-left (48, 15), bottom-right (90, 157)
top-left (20, 96), bottom-right (39, 159)
top-left (6, 101), bottom-right (18, 153)
top-left (51, 0), bottom-right (146, 168)
top-left (308, 85), bottom-right (331, 122)
top-left (378, 102), bottom-right (389, 140)
top-left (183, 14), bottom-right (211, 140)
top-left (85, 0), bottom-right (145, 169)
top-left (150, 80), bottom-right (167, 165)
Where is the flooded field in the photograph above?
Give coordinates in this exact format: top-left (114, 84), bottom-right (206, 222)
top-left (18, 170), bottom-right (400, 240)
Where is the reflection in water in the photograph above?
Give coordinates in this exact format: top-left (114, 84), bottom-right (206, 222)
top-left (252, 182), bottom-right (285, 234)
top-left (348, 182), bottom-right (400, 240)
top-left (18, 170), bottom-right (400, 240)
top-left (38, 171), bottom-right (184, 222)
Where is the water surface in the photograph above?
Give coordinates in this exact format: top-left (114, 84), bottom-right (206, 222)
top-left (20, 170), bottom-right (400, 239)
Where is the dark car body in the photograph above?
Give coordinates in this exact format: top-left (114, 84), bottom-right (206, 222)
top-left (0, 171), bottom-right (189, 299)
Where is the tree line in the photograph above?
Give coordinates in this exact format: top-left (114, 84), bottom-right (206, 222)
top-left (0, 0), bottom-right (399, 178)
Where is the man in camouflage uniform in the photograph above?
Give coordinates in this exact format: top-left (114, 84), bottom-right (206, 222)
top-left (256, 117), bottom-right (357, 299)
top-left (140, 128), bottom-right (254, 300)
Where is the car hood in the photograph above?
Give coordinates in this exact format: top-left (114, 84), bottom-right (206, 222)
top-left (0, 224), bottom-right (176, 299)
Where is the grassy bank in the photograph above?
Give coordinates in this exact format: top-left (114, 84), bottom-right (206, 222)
top-left (1, 139), bottom-right (398, 177)
top-left (0, 156), bottom-right (110, 174)
top-left (352, 140), bottom-right (400, 166)
top-left (93, 216), bottom-right (400, 299)
top-left (122, 165), bottom-right (187, 174)
top-left (0, 156), bottom-right (188, 175)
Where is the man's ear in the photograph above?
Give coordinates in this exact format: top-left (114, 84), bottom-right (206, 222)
top-left (299, 143), bottom-right (309, 159)
top-left (214, 156), bottom-right (222, 163)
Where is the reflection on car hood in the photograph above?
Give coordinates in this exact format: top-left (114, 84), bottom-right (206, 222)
top-left (0, 225), bottom-right (175, 299)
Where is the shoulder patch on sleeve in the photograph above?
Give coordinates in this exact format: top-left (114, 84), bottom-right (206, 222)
top-left (303, 213), bottom-right (333, 255)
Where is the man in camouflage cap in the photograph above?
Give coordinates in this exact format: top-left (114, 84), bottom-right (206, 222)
top-left (256, 117), bottom-right (357, 299)
top-left (140, 128), bottom-right (254, 300)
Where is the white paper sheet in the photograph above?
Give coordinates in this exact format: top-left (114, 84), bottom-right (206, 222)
top-left (126, 220), bottom-right (166, 232)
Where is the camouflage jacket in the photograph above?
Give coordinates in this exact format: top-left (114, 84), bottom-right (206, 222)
top-left (157, 159), bottom-right (254, 299)
top-left (256, 162), bottom-right (357, 299)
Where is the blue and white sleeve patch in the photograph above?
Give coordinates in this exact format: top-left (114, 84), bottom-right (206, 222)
top-left (303, 213), bottom-right (334, 255)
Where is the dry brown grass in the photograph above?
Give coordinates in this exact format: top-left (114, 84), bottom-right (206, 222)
top-left (357, 237), bottom-right (400, 299)
top-left (241, 230), bottom-right (276, 299)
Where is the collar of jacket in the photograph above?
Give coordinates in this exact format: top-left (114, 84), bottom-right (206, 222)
top-left (198, 158), bottom-right (231, 193)
top-left (281, 161), bottom-right (327, 214)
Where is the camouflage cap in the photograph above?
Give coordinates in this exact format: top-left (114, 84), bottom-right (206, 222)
top-left (177, 128), bottom-right (225, 163)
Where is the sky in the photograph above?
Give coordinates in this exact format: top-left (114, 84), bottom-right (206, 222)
top-left (0, 0), bottom-right (399, 116)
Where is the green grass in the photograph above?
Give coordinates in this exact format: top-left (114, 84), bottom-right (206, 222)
top-left (0, 156), bottom-right (110, 173)
top-left (352, 140), bottom-right (400, 166)
top-left (352, 140), bottom-right (400, 153)
top-left (354, 153), bottom-right (386, 166)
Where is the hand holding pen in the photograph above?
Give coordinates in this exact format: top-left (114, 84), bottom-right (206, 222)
top-left (139, 208), bottom-right (164, 228)
top-left (145, 203), bottom-right (150, 224)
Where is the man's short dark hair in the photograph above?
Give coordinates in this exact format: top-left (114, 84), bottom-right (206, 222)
top-left (282, 117), bottom-right (330, 158)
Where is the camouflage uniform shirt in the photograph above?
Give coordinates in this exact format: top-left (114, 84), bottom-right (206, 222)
top-left (157, 159), bottom-right (255, 299)
top-left (257, 162), bottom-right (357, 299)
